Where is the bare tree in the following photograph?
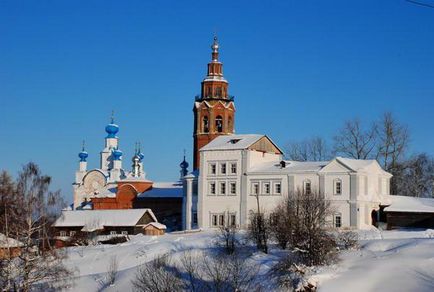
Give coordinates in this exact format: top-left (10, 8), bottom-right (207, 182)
top-left (132, 253), bottom-right (184, 292)
top-left (333, 118), bottom-right (377, 159)
top-left (395, 153), bottom-right (434, 197)
top-left (0, 163), bottom-right (71, 291)
top-left (217, 219), bottom-right (239, 255)
top-left (376, 112), bottom-right (409, 170)
top-left (271, 189), bottom-right (337, 266)
top-left (248, 193), bottom-right (270, 254)
top-left (286, 136), bottom-right (331, 161)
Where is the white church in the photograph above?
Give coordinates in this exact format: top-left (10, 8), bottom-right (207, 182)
top-left (183, 134), bottom-right (392, 230)
top-left (66, 37), bottom-right (394, 234)
top-left (181, 37), bottom-right (393, 231)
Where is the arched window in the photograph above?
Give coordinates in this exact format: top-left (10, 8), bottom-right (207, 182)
top-left (216, 87), bottom-right (222, 97)
top-left (203, 116), bottom-right (209, 133)
top-left (215, 116), bottom-right (223, 133)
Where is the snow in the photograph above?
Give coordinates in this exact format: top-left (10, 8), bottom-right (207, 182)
top-left (199, 134), bottom-right (265, 151)
top-left (316, 229), bottom-right (434, 292)
top-left (384, 195), bottom-right (434, 213)
top-left (0, 233), bottom-right (23, 248)
top-left (335, 157), bottom-right (376, 171)
top-left (60, 229), bottom-right (434, 292)
top-left (143, 222), bottom-right (167, 230)
top-left (137, 182), bottom-right (183, 198)
top-left (52, 209), bottom-right (158, 231)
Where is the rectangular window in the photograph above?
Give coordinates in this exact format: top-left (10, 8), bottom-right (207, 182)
top-left (110, 231), bottom-right (117, 235)
top-left (275, 183), bottom-right (281, 194)
top-left (230, 163), bottom-right (237, 174)
top-left (212, 215), bottom-right (218, 227)
top-left (69, 231), bottom-right (76, 237)
top-left (210, 182), bottom-right (216, 195)
top-left (219, 214), bottom-right (225, 226)
top-left (305, 181), bottom-right (312, 194)
top-left (210, 163), bottom-right (216, 175)
top-left (220, 182), bottom-right (226, 195)
top-left (252, 183), bottom-right (259, 195)
top-left (121, 231), bottom-right (128, 235)
top-left (334, 214), bottom-right (342, 228)
top-left (230, 182), bottom-right (236, 195)
top-left (230, 214), bottom-right (236, 227)
top-left (193, 212), bottom-right (198, 225)
top-left (335, 181), bottom-right (342, 195)
top-left (221, 163), bottom-right (227, 174)
top-left (264, 183), bottom-right (270, 194)
top-left (60, 231), bottom-right (67, 237)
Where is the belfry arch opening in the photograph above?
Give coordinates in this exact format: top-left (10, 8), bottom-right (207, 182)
top-left (215, 116), bottom-right (223, 133)
top-left (203, 116), bottom-right (209, 133)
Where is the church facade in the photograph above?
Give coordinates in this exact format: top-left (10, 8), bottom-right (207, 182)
top-left (182, 38), bottom-right (393, 230)
top-left (67, 37), bottom-right (394, 234)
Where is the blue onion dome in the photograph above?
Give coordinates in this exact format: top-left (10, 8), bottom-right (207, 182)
top-left (105, 122), bottom-right (119, 138)
top-left (138, 152), bottom-right (145, 161)
top-left (112, 148), bottom-right (123, 160)
top-left (79, 150), bottom-right (88, 162)
top-left (180, 158), bottom-right (189, 169)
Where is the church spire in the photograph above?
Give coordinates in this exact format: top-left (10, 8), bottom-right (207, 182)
top-left (193, 36), bottom-right (236, 170)
top-left (211, 36), bottom-right (219, 62)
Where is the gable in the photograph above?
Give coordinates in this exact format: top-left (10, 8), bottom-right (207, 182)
top-left (319, 159), bottom-right (354, 174)
top-left (248, 136), bottom-right (283, 154)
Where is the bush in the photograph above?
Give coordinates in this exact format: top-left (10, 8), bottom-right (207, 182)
top-left (336, 231), bottom-right (359, 250)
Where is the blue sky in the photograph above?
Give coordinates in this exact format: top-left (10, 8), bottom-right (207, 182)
top-left (1, 0), bottom-right (433, 201)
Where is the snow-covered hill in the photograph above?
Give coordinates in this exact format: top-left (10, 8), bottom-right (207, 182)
top-left (62, 229), bottom-right (434, 292)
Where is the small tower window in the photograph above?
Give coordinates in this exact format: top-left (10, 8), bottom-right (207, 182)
top-left (216, 87), bottom-right (222, 97)
top-left (215, 116), bottom-right (223, 133)
top-left (203, 116), bottom-right (209, 133)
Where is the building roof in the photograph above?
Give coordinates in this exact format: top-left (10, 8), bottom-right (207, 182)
top-left (52, 209), bottom-right (158, 232)
top-left (335, 157), bottom-right (376, 171)
top-left (0, 233), bottom-right (23, 248)
top-left (384, 195), bottom-right (434, 213)
top-left (143, 222), bottom-right (167, 230)
top-left (137, 182), bottom-right (183, 198)
top-left (200, 134), bottom-right (265, 151)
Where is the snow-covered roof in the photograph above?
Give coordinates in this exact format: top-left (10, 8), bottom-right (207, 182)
top-left (336, 157), bottom-right (376, 171)
top-left (249, 160), bottom-right (328, 173)
top-left (0, 233), bottom-right (23, 248)
top-left (384, 196), bottom-right (434, 213)
top-left (200, 134), bottom-right (265, 151)
top-left (143, 222), bottom-right (167, 230)
top-left (137, 182), bottom-right (183, 198)
top-left (53, 209), bottom-right (158, 231)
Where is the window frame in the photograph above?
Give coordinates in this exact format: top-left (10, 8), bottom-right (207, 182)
top-left (209, 163), bottom-right (216, 175)
top-left (60, 231), bottom-right (67, 237)
top-left (220, 163), bottom-right (227, 175)
top-left (230, 163), bottom-right (237, 174)
top-left (304, 180), bottom-right (312, 195)
top-left (334, 213), bottom-right (342, 228)
top-left (209, 182), bottom-right (216, 195)
top-left (219, 182), bottom-right (226, 195)
top-left (274, 182), bottom-right (282, 195)
top-left (263, 182), bottom-right (271, 195)
top-left (251, 182), bottom-right (260, 196)
top-left (230, 182), bottom-right (237, 195)
top-left (334, 179), bottom-right (342, 195)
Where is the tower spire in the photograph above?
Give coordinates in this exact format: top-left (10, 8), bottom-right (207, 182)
top-left (211, 36), bottom-right (219, 61)
top-left (111, 110), bottom-right (115, 124)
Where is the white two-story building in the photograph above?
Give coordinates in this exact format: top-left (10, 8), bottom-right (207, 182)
top-left (183, 134), bottom-right (392, 230)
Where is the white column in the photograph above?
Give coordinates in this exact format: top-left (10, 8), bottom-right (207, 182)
top-left (185, 176), bottom-right (193, 230)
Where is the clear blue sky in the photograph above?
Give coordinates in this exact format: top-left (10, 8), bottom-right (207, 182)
top-left (1, 0), bottom-right (433, 201)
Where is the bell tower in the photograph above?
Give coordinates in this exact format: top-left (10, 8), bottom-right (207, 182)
top-left (193, 37), bottom-right (235, 170)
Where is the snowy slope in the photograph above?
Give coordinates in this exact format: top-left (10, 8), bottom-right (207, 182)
top-left (62, 229), bottom-right (434, 292)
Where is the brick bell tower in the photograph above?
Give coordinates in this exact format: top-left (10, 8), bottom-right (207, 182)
top-left (193, 37), bottom-right (235, 170)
